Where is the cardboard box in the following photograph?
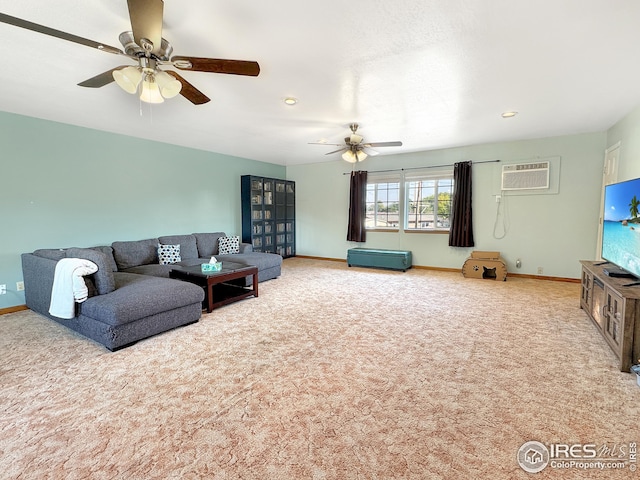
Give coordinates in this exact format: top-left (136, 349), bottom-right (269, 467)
top-left (462, 251), bottom-right (507, 281)
top-left (470, 251), bottom-right (501, 260)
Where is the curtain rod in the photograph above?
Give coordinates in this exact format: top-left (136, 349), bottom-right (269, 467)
top-left (342, 159), bottom-right (500, 175)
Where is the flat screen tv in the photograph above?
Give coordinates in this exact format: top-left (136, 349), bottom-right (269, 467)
top-left (601, 177), bottom-right (640, 279)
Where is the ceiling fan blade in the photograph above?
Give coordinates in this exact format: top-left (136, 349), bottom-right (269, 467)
top-left (78, 66), bottom-right (129, 88)
top-left (0, 12), bottom-right (123, 55)
top-left (362, 147), bottom-right (380, 156)
top-left (165, 70), bottom-right (211, 105)
top-left (325, 148), bottom-right (347, 155)
top-left (172, 56), bottom-right (260, 76)
top-left (127, 0), bottom-right (164, 55)
top-left (308, 142), bottom-right (344, 146)
top-left (365, 141), bottom-right (403, 147)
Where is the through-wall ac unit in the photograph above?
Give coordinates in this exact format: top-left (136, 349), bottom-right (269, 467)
top-left (501, 161), bottom-right (550, 191)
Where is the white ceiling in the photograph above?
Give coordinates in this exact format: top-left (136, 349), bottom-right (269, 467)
top-left (1, 1), bottom-right (639, 166)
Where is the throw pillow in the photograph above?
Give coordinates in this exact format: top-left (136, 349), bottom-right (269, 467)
top-left (218, 236), bottom-right (240, 255)
top-left (158, 244), bottom-right (181, 265)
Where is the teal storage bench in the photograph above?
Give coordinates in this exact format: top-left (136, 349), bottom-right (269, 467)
top-left (347, 248), bottom-right (412, 272)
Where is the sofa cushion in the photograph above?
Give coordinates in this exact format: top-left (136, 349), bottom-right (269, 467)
top-left (84, 277), bottom-right (98, 298)
top-left (193, 232), bottom-right (226, 257)
top-left (78, 273), bottom-right (204, 327)
top-left (123, 264), bottom-right (172, 278)
top-left (158, 234), bottom-right (199, 260)
top-left (112, 238), bottom-right (159, 270)
top-left (216, 252), bottom-right (282, 271)
top-left (178, 258), bottom-right (206, 268)
top-left (239, 243), bottom-right (253, 253)
top-left (218, 236), bottom-right (240, 254)
top-left (33, 248), bottom-right (67, 261)
top-left (158, 244), bottom-right (181, 265)
top-left (215, 252), bottom-right (282, 285)
top-left (123, 257), bottom-right (204, 278)
top-left (66, 247), bottom-right (116, 295)
top-left (90, 246), bottom-right (118, 272)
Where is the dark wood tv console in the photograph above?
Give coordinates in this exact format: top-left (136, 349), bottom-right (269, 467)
top-left (580, 260), bottom-right (640, 372)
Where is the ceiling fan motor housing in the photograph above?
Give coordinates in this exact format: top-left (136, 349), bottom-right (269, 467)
top-left (119, 31), bottom-right (173, 61)
top-left (350, 134), bottom-right (363, 145)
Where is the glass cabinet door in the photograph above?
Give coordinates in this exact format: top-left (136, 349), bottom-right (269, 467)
top-left (242, 175), bottom-right (294, 258)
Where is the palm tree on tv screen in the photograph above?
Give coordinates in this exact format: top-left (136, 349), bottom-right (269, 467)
top-left (630, 195), bottom-right (640, 221)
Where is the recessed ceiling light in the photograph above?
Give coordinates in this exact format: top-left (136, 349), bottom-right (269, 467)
top-left (501, 111), bottom-right (518, 118)
top-left (284, 97), bottom-right (298, 106)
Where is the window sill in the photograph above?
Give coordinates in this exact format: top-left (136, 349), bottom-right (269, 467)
top-left (404, 229), bottom-right (450, 235)
top-left (365, 228), bottom-right (399, 233)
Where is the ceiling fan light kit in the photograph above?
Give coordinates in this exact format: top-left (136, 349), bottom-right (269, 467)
top-left (113, 62), bottom-right (181, 104)
top-left (139, 77), bottom-right (164, 103)
top-left (113, 66), bottom-right (142, 94)
top-left (154, 71), bottom-right (182, 98)
top-left (310, 123), bottom-right (403, 163)
top-left (0, 0), bottom-right (260, 106)
top-left (342, 150), bottom-right (368, 163)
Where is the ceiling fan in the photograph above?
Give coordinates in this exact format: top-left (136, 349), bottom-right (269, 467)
top-left (310, 123), bottom-right (403, 163)
top-left (0, 0), bottom-right (260, 105)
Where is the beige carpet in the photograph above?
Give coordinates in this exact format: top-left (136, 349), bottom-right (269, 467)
top-left (1, 258), bottom-right (639, 479)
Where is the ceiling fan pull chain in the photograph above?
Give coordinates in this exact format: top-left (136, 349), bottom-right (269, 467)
top-left (147, 101), bottom-right (153, 124)
top-left (138, 82), bottom-right (144, 117)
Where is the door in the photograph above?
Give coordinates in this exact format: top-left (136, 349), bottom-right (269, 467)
top-left (596, 142), bottom-right (620, 259)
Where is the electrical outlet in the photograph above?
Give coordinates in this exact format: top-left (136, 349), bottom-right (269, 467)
top-left (537, 267), bottom-right (543, 275)
top-left (496, 195), bottom-right (501, 203)
top-left (16, 281), bottom-right (24, 291)
top-left (0, 284), bottom-right (6, 295)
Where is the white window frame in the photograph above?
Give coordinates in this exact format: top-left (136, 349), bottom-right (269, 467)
top-left (404, 169), bottom-right (454, 232)
top-left (365, 173), bottom-right (401, 230)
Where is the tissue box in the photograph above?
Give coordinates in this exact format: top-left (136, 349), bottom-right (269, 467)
top-left (201, 262), bottom-right (222, 272)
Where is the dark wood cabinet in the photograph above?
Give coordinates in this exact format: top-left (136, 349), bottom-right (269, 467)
top-left (241, 175), bottom-right (295, 258)
top-left (580, 260), bottom-right (640, 371)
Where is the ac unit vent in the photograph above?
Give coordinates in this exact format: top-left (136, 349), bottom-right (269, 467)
top-left (501, 161), bottom-right (550, 191)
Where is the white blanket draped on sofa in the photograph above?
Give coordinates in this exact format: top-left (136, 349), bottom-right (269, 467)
top-left (49, 258), bottom-right (98, 319)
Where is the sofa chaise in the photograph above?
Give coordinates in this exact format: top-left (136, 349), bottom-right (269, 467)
top-left (21, 232), bottom-right (282, 351)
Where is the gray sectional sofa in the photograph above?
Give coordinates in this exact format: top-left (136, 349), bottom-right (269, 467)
top-left (21, 232), bottom-right (282, 351)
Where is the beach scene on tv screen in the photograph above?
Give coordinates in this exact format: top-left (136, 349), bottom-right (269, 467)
top-left (602, 178), bottom-right (640, 278)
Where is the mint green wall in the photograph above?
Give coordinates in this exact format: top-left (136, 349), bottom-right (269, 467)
top-left (287, 132), bottom-right (607, 279)
top-left (6, 106), bottom-right (640, 310)
top-left (607, 104), bottom-right (640, 181)
top-left (0, 111), bottom-right (284, 309)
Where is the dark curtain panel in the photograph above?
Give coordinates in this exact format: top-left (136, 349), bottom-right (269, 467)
top-left (347, 170), bottom-right (368, 242)
top-left (448, 161), bottom-right (475, 247)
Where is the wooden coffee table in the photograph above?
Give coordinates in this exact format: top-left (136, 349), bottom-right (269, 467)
top-left (169, 262), bottom-right (258, 312)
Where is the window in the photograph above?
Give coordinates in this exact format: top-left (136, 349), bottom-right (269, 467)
top-left (366, 170), bottom-right (453, 232)
top-left (366, 178), bottom-right (400, 229)
top-left (405, 173), bottom-right (454, 231)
